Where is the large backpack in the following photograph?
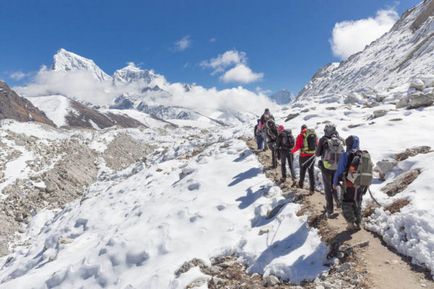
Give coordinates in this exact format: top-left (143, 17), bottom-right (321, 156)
top-left (346, 150), bottom-right (373, 188)
top-left (281, 130), bottom-right (295, 149)
top-left (302, 129), bottom-right (317, 154)
top-left (265, 120), bottom-right (278, 141)
top-left (323, 135), bottom-right (344, 170)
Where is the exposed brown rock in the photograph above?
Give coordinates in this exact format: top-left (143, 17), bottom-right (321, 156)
top-left (0, 81), bottom-right (55, 126)
top-left (65, 100), bottom-right (145, 129)
top-left (395, 146), bottom-right (432, 161)
top-left (381, 169), bottom-right (421, 196)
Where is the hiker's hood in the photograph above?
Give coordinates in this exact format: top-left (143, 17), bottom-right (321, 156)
top-left (346, 135), bottom-right (360, 151)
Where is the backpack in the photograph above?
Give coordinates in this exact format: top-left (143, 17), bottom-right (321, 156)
top-left (346, 150), bottom-right (373, 188)
top-left (323, 135), bottom-right (344, 170)
top-left (302, 129), bottom-right (317, 154)
top-left (281, 130), bottom-right (295, 149)
top-left (266, 120), bottom-right (278, 141)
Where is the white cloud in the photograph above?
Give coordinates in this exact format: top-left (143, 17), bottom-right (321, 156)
top-left (201, 50), bottom-right (263, 84)
top-left (330, 9), bottom-right (399, 60)
top-left (10, 71), bottom-right (31, 81)
top-left (174, 35), bottom-right (191, 51)
top-left (16, 64), bottom-right (275, 114)
top-left (201, 50), bottom-right (247, 73)
top-left (209, 37), bottom-right (216, 43)
top-left (220, 64), bottom-right (263, 84)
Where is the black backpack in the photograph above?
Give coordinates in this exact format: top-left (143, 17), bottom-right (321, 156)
top-left (281, 130), bottom-right (295, 149)
top-left (266, 120), bottom-right (278, 141)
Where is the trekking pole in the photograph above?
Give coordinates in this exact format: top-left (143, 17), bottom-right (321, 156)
top-left (368, 187), bottom-right (382, 207)
top-left (301, 155), bottom-right (316, 167)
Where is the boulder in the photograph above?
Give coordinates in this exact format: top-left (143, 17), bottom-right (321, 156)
top-left (396, 96), bottom-right (409, 109)
top-left (285, 113), bottom-right (299, 122)
top-left (381, 169), bottom-right (421, 196)
top-left (409, 79), bottom-right (425, 91)
top-left (407, 92), bottom-right (434, 109)
top-left (369, 109), bottom-right (388, 120)
top-left (375, 159), bottom-right (398, 180)
top-left (262, 275), bottom-right (280, 287)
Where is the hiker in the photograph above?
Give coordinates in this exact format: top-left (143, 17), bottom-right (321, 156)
top-left (316, 124), bottom-right (345, 218)
top-left (333, 135), bottom-right (373, 230)
top-left (259, 108), bottom-right (275, 126)
top-left (265, 119), bottom-right (278, 168)
top-left (254, 119), bottom-right (265, 151)
top-left (291, 124), bottom-right (317, 193)
top-left (276, 125), bottom-right (296, 183)
top-left (258, 108), bottom-right (274, 152)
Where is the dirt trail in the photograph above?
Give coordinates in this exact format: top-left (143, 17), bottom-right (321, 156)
top-left (246, 138), bottom-right (434, 289)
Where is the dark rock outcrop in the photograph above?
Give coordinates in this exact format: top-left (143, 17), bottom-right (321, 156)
top-left (0, 81), bottom-right (55, 126)
top-left (65, 100), bottom-right (145, 129)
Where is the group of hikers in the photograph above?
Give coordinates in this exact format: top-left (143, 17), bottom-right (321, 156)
top-left (254, 109), bottom-right (373, 231)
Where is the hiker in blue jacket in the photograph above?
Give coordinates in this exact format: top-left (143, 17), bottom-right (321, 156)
top-left (333, 135), bottom-right (367, 230)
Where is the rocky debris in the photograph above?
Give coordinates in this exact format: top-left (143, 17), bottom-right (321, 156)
top-left (285, 113), bottom-right (299, 122)
top-left (103, 133), bottom-right (155, 170)
top-left (0, 81), bottom-right (55, 126)
top-left (384, 198), bottom-right (411, 214)
top-left (381, 169), bottom-right (421, 196)
top-left (0, 132), bottom-right (99, 255)
top-left (375, 159), bottom-right (398, 180)
top-left (368, 109), bottom-right (388, 120)
top-left (395, 146), bottom-right (432, 161)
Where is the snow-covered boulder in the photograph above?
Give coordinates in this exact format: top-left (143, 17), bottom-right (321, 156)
top-left (375, 159), bottom-right (398, 180)
top-left (344, 93), bottom-right (364, 105)
top-left (369, 109), bottom-right (388, 120)
top-left (409, 79), bottom-right (425, 91)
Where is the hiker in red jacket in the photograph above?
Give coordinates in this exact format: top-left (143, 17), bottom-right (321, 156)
top-left (291, 124), bottom-right (318, 193)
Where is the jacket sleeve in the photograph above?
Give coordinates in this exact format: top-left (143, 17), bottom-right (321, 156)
top-left (333, 152), bottom-right (348, 186)
top-left (291, 134), bottom-right (302, 154)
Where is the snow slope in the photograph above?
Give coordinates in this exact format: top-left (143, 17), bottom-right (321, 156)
top-left (27, 95), bottom-right (72, 127)
top-left (0, 125), bottom-right (328, 288)
top-left (299, 0), bottom-right (434, 97)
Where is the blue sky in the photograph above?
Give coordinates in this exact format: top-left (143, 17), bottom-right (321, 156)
top-left (0, 0), bottom-right (420, 94)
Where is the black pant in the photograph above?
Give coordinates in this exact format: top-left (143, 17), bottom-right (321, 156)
top-left (320, 163), bottom-right (339, 214)
top-left (280, 150), bottom-right (295, 180)
top-left (299, 155), bottom-right (315, 191)
top-left (268, 142), bottom-right (277, 168)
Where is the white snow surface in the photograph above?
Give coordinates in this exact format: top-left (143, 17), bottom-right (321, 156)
top-left (26, 95), bottom-right (72, 127)
top-left (0, 125), bottom-right (328, 288)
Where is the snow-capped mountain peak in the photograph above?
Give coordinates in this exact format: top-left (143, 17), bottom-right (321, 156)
top-left (113, 62), bottom-right (165, 86)
top-left (269, 89), bottom-right (294, 105)
top-left (52, 48), bottom-right (111, 81)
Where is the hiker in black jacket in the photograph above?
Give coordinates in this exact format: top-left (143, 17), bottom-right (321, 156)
top-left (316, 124), bottom-right (344, 218)
top-left (276, 125), bottom-right (296, 183)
